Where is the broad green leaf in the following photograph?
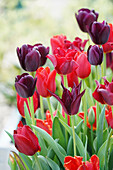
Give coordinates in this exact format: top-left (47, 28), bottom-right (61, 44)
top-left (108, 147), bottom-right (113, 170)
top-left (38, 156), bottom-right (51, 170)
top-left (32, 125), bottom-right (66, 165)
top-left (46, 157), bottom-right (60, 170)
top-left (67, 136), bottom-right (73, 156)
top-left (75, 119), bottom-right (83, 134)
top-left (8, 154), bottom-right (18, 170)
top-left (85, 136), bottom-right (88, 161)
top-left (47, 146), bottom-right (55, 159)
top-left (19, 153), bottom-right (32, 170)
top-left (38, 135), bottom-right (48, 156)
top-left (5, 131), bottom-right (14, 144)
top-left (11, 151), bottom-right (27, 170)
top-left (52, 117), bottom-right (66, 149)
top-left (24, 102), bottom-right (32, 128)
top-left (59, 119), bottom-right (72, 135)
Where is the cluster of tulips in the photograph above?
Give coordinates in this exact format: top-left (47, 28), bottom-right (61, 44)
top-left (7, 8), bottom-right (113, 170)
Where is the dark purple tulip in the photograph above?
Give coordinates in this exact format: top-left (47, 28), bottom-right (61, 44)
top-left (87, 45), bottom-right (103, 65)
top-left (17, 44), bottom-right (49, 72)
top-left (87, 21), bottom-right (110, 45)
top-left (75, 8), bottom-right (98, 33)
top-left (15, 73), bottom-right (37, 98)
top-left (49, 81), bottom-right (85, 115)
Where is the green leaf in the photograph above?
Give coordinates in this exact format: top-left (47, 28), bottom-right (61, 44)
top-left (46, 157), bottom-right (60, 170)
top-left (32, 125), bottom-right (66, 165)
top-left (85, 136), bottom-right (88, 161)
top-left (24, 102), bottom-right (32, 128)
top-left (75, 119), bottom-right (83, 134)
top-left (52, 117), bottom-right (66, 149)
top-left (11, 151), bottom-right (27, 170)
top-left (47, 146), bottom-right (55, 159)
top-left (97, 106), bottom-right (105, 150)
top-left (19, 153), bottom-right (32, 170)
top-left (108, 147), bottom-right (113, 170)
top-left (5, 131), bottom-right (14, 144)
top-left (38, 135), bottom-right (48, 156)
top-left (67, 136), bottom-right (73, 156)
top-left (8, 154), bottom-right (18, 170)
top-left (38, 156), bottom-right (51, 170)
top-left (59, 119), bottom-right (72, 135)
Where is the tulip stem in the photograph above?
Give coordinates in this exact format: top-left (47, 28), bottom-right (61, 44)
top-left (27, 97), bottom-right (35, 126)
top-left (96, 101), bottom-right (99, 153)
top-left (83, 80), bottom-right (87, 144)
top-left (40, 96), bottom-right (44, 120)
top-left (47, 97), bottom-right (53, 120)
top-left (105, 129), bottom-right (113, 170)
top-left (34, 154), bottom-right (42, 170)
top-left (71, 115), bottom-right (76, 156)
top-left (91, 125), bottom-right (94, 154)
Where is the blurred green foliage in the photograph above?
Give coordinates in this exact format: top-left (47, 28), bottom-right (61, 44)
top-left (0, 0), bottom-right (113, 105)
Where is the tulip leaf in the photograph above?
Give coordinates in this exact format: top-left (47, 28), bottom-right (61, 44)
top-left (37, 135), bottom-right (48, 156)
top-left (97, 106), bottom-right (105, 150)
top-left (59, 119), bottom-right (72, 135)
top-left (24, 102), bottom-right (32, 128)
top-left (8, 154), bottom-right (18, 170)
top-left (67, 136), bottom-right (74, 156)
top-left (108, 147), bottom-right (113, 170)
top-left (37, 155), bottom-right (51, 170)
top-left (5, 130), bottom-right (14, 144)
top-left (47, 146), bottom-right (55, 159)
top-left (46, 157), bottom-right (60, 170)
top-left (19, 153), bottom-right (32, 170)
top-left (32, 125), bottom-right (66, 165)
top-left (11, 151), bottom-right (27, 170)
top-left (75, 119), bottom-right (83, 134)
top-left (52, 117), bottom-right (66, 149)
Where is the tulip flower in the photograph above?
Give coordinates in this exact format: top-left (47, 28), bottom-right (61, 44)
top-left (15, 73), bottom-right (37, 98)
top-left (102, 23), bottom-right (113, 53)
top-left (36, 110), bottom-right (52, 135)
top-left (49, 81), bottom-right (85, 115)
top-left (67, 71), bottom-right (79, 88)
top-left (17, 91), bottom-right (40, 117)
top-left (64, 154), bottom-right (100, 170)
top-left (87, 45), bottom-right (103, 65)
top-left (13, 121), bottom-right (41, 156)
top-left (17, 44), bottom-right (49, 71)
top-left (105, 105), bottom-right (113, 129)
top-left (75, 8), bottom-right (98, 32)
top-left (35, 67), bottom-right (56, 97)
top-left (87, 21), bottom-right (110, 45)
top-left (93, 77), bottom-right (113, 105)
top-left (75, 51), bottom-right (91, 79)
top-left (106, 52), bottom-right (113, 71)
top-left (47, 48), bottom-right (78, 75)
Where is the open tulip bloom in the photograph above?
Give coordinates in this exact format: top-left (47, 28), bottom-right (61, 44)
top-left (7, 7), bottom-right (113, 170)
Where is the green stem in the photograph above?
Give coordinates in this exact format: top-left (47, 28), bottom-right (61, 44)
top-left (63, 75), bottom-right (68, 88)
top-left (105, 129), bottom-right (113, 170)
top-left (96, 101), bottom-right (99, 153)
top-left (40, 95), bottom-right (44, 120)
top-left (89, 68), bottom-right (93, 90)
top-left (34, 154), bottom-right (42, 170)
top-left (47, 97), bottom-right (53, 120)
top-left (27, 97), bottom-right (35, 125)
top-left (83, 80), bottom-right (87, 143)
top-left (91, 125), bottom-right (94, 154)
top-left (71, 116), bottom-right (76, 156)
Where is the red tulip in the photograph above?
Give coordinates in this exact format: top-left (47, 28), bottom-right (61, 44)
top-left (13, 121), bottom-right (41, 156)
top-left (36, 110), bottom-right (52, 135)
top-left (35, 67), bottom-right (56, 97)
top-left (64, 155), bottom-right (100, 170)
top-left (105, 105), bottom-right (113, 129)
top-left (17, 91), bottom-right (40, 117)
top-left (102, 23), bottom-right (113, 53)
top-left (93, 77), bottom-right (113, 105)
top-left (67, 71), bottom-right (79, 88)
top-left (75, 51), bottom-right (91, 79)
top-left (47, 48), bottom-right (78, 75)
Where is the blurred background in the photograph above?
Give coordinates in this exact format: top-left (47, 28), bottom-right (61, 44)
top-left (0, 0), bottom-right (113, 132)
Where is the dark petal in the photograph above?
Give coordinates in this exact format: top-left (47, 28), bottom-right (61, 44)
top-left (15, 82), bottom-right (29, 98)
top-left (99, 25), bottom-right (110, 44)
top-left (71, 90), bottom-right (85, 115)
top-left (37, 45), bottom-right (49, 66)
top-left (62, 89), bottom-right (72, 113)
top-left (25, 50), bottom-right (41, 71)
top-left (98, 88), bottom-right (113, 105)
top-left (15, 73), bottom-right (29, 82)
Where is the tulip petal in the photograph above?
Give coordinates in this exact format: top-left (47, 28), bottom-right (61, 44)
top-left (47, 54), bottom-right (57, 67)
top-left (60, 60), bottom-right (78, 74)
top-left (98, 88), bottom-right (113, 105)
top-left (47, 70), bottom-right (56, 96)
top-left (15, 82), bottom-right (29, 98)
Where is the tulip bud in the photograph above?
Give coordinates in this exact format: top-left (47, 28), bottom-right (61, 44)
top-left (87, 21), bottom-right (110, 45)
top-left (15, 73), bottom-right (37, 98)
top-left (75, 8), bottom-right (98, 33)
top-left (87, 45), bottom-right (103, 65)
top-left (88, 107), bottom-right (95, 126)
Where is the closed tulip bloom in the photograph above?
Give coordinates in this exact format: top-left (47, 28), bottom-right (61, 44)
top-left (36, 67), bottom-right (56, 97)
top-left (15, 73), bottom-right (37, 98)
top-left (87, 45), bottom-right (103, 65)
top-left (67, 71), bottom-right (79, 88)
top-left (17, 91), bottom-right (40, 117)
top-left (47, 48), bottom-right (78, 75)
top-left (75, 8), bottom-right (98, 32)
top-left (49, 81), bottom-right (85, 115)
top-left (93, 77), bottom-right (113, 105)
top-left (17, 44), bottom-right (49, 71)
top-left (87, 21), bottom-right (110, 45)
top-left (13, 121), bottom-right (41, 156)
top-left (75, 51), bottom-right (91, 79)
top-left (64, 155), bottom-right (100, 170)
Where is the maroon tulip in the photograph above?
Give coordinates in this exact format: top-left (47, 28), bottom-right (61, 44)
top-left (92, 77), bottom-right (113, 105)
top-left (47, 48), bottom-right (78, 75)
top-left (13, 121), bottom-right (41, 156)
top-left (15, 73), bottom-right (37, 98)
top-left (75, 8), bottom-right (98, 32)
top-left (49, 81), bottom-right (85, 115)
top-left (17, 44), bottom-right (49, 71)
top-left (87, 21), bottom-right (110, 45)
top-left (87, 45), bottom-right (103, 65)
